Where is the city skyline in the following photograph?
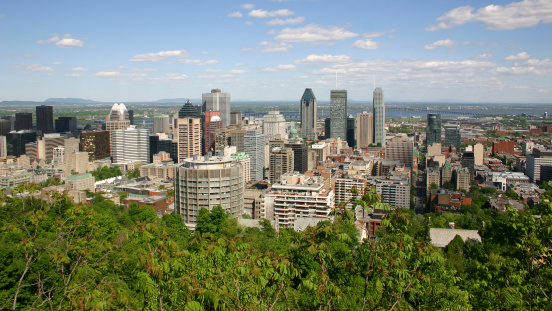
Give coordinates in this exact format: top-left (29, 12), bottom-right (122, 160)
top-left (1, 0), bottom-right (551, 103)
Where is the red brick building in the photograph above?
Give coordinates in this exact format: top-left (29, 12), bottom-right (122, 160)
top-left (492, 141), bottom-right (515, 155)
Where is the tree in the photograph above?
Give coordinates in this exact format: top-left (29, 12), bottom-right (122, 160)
top-left (506, 189), bottom-right (519, 200)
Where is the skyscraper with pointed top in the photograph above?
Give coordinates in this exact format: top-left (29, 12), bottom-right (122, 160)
top-left (300, 88), bottom-right (317, 140)
top-left (373, 87), bottom-right (385, 146)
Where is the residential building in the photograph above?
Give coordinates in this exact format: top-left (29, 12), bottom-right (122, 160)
top-left (474, 143), bottom-right (484, 166)
top-left (112, 126), bottom-right (150, 164)
top-left (372, 178), bottom-right (410, 209)
top-left (330, 89), bottom-right (347, 139)
top-left (244, 129), bottom-right (265, 181)
top-left (429, 189), bottom-right (472, 214)
top-left (427, 166), bottom-right (441, 190)
top-left (300, 88), bottom-right (317, 140)
top-left (174, 117), bottom-right (201, 163)
top-left (231, 152), bottom-right (251, 184)
top-left (139, 162), bottom-right (177, 180)
top-left (356, 112), bottom-right (374, 148)
top-left (66, 152), bottom-right (89, 174)
top-left (53, 146), bottom-right (65, 164)
top-left (335, 177), bottom-right (367, 208)
top-left (36, 105), bottom-right (55, 134)
top-left (456, 167), bottom-right (471, 191)
top-left (202, 89), bottom-right (230, 127)
top-left (262, 111), bottom-right (287, 139)
top-left (269, 147), bottom-right (294, 184)
top-left (373, 87), bottom-right (386, 146)
top-left (493, 141), bottom-right (515, 155)
top-left (385, 138), bottom-right (414, 168)
top-left (426, 114), bottom-right (442, 146)
top-left (311, 141), bottom-right (328, 163)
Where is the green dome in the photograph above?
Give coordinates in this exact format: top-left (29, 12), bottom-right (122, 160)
top-left (290, 128), bottom-right (298, 134)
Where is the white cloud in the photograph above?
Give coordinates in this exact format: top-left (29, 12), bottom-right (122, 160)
top-left (493, 66), bottom-right (548, 75)
top-left (352, 39), bottom-right (380, 50)
top-left (475, 52), bottom-right (493, 59)
top-left (524, 58), bottom-right (552, 66)
top-left (362, 32), bottom-right (385, 39)
top-left (260, 64), bottom-right (296, 72)
top-left (265, 17), bottom-right (305, 25)
top-left (505, 52), bottom-right (531, 60)
top-left (52, 62), bottom-right (62, 65)
top-left (241, 3), bottom-right (254, 9)
top-left (229, 69), bottom-right (248, 74)
top-left (65, 73), bottom-right (81, 77)
top-left (241, 47), bottom-right (254, 52)
top-left (427, 0), bottom-right (552, 31)
top-left (423, 39), bottom-right (456, 50)
top-left (228, 11), bottom-right (243, 18)
top-left (260, 41), bottom-right (293, 53)
top-left (176, 59), bottom-right (219, 65)
top-left (248, 9), bottom-right (295, 18)
top-left (69, 66), bottom-right (89, 71)
top-left (274, 23), bottom-right (358, 45)
top-left (37, 34), bottom-right (84, 48)
top-left (132, 68), bottom-right (159, 72)
top-left (245, 21), bottom-right (253, 25)
top-left (94, 71), bottom-right (122, 77)
top-left (13, 63), bottom-right (54, 71)
top-left (130, 50), bottom-right (189, 62)
top-left (295, 54), bottom-right (352, 64)
top-left (234, 62), bottom-right (246, 67)
top-left (165, 74), bottom-right (188, 80)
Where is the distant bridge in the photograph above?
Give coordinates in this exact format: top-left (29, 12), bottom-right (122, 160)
top-left (387, 107), bottom-right (484, 116)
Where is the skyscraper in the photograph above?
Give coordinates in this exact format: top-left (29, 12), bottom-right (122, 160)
top-left (55, 116), bottom-right (77, 133)
top-left (178, 100), bottom-right (200, 118)
top-left (36, 105), bottom-right (55, 134)
top-left (346, 115), bottom-right (355, 148)
top-left (373, 87), bottom-right (385, 146)
top-left (444, 126), bottom-right (461, 152)
top-left (263, 111), bottom-right (287, 139)
top-left (356, 112), bottom-right (374, 148)
top-left (15, 112), bottom-right (33, 131)
top-left (244, 129), bottom-right (265, 181)
top-left (153, 115), bottom-right (171, 134)
top-left (426, 114), bottom-right (442, 146)
top-left (204, 111), bottom-right (223, 155)
top-left (105, 103), bottom-right (131, 131)
top-left (175, 117), bottom-right (201, 163)
top-left (300, 88), bottom-right (317, 140)
top-left (330, 90), bottom-right (347, 139)
top-left (80, 131), bottom-right (111, 161)
top-left (111, 126), bottom-right (150, 164)
top-left (202, 89), bottom-right (230, 127)
top-left (285, 140), bottom-right (308, 173)
top-left (269, 147), bottom-right (294, 184)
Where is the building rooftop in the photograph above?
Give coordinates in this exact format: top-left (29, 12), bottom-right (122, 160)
top-left (429, 228), bottom-right (482, 248)
top-left (67, 173), bottom-right (93, 181)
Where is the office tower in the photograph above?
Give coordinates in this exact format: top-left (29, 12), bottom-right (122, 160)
top-left (300, 88), bottom-right (317, 140)
top-left (269, 147), bottom-right (294, 184)
top-left (153, 115), bottom-right (171, 134)
top-left (330, 90), bottom-right (347, 139)
top-left (202, 89), bottom-right (230, 127)
top-left (526, 149), bottom-right (552, 182)
top-left (175, 155), bottom-right (244, 228)
top-left (6, 131), bottom-right (36, 157)
top-left (79, 131), bottom-right (111, 161)
top-left (244, 129), bottom-right (265, 181)
top-left (374, 178), bottom-right (410, 209)
top-left (263, 111), bottom-right (287, 139)
top-left (128, 110), bottom-right (134, 125)
top-left (175, 117), bottom-right (201, 163)
top-left (324, 118), bottom-right (331, 139)
top-left (0, 136), bottom-right (6, 158)
top-left (230, 111), bottom-right (242, 126)
top-left (230, 129), bottom-right (247, 152)
top-left (204, 111), bottom-right (223, 155)
top-left (4, 116), bottom-right (15, 131)
top-left (55, 116), bottom-right (77, 133)
top-left (0, 119), bottom-right (11, 135)
top-left (36, 105), bottom-right (55, 134)
top-left (105, 103), bottom-right (131, 131)
top-left (373, 87), bottom-right (385, 146)
top-left (461, 152), bottom-right (475, 182)
top-left (346, 115), bottom-right (355, 148)
top-left (231, 152), bottom-right (250, 184)
top-left (385, 138), bottom-right (414, 168)
top-left (215, 128), bottom-right (232, 155)
top-left (444, 126), bottom-right (461, 152)
top-left (426, 114), bottom-right (442, 146)
top-left (474, 143), bottom-right (484, 166)
top-left (356, 112), bottom-right (374, 148)
top-left (285, 140), bottom-right (308, 173)
top-left (111, 126), bottom-right (150, 164)
top-left (64, 137), bottom-right (80, 154)
top-left (66, 152), bottom-right (89, 175)
top-left (43, 133), bottom-right (65, 160)
top-left (149, 135), bottom-right (174, 163)
top-left (15, 113), bottom-right (33, 131)
top-left (178, 100), bottom-right (200, 118)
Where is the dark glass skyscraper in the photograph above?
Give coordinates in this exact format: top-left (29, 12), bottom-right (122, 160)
top-left (55, 116), bottom-right (77, 133)
top-left (426, 113), bottom-right (442, 146)
top-left (15, 112), bottom-right (33, 131)
top-left (300, 88), bottom-right (317, 140)
top-left (444, 126), bottom-right (461, 151)
top-left (346, 115), bottom-right (355, 148)
top-left (330, 90), bottom-right (347, 139)
top-left (36, 105), bottom-right (55, 134)
top-left (178, 100), bottom-right (200, 118)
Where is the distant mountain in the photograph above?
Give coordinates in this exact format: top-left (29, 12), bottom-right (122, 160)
top-left (154, 98), bottom-right (200, 104)
top-left (44, 98), bottom-right (101, 104)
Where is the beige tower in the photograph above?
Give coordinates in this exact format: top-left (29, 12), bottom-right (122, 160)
top-left (356, 112), bottom-right (374, 148)
top-left (474, 143), bottom-right (484, 166)
top-left (269, 147), bottom-right (294, 184)
top-left (174, 117), bottom-right (201, 163)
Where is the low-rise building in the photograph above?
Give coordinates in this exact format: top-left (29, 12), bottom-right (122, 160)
top-left (66, 173), bottom-right (95, 192)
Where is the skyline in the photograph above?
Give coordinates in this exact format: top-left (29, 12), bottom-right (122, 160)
top-left (1, 0), bottom-right (551, 103)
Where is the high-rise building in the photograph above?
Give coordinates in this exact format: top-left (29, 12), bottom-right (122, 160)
top-left (105, 103), bottom-right (131, 131)
top-left (285, 140), bottom-right (308, 173)
top-left (66, 152), bottom-right (89, 175)
top-left (175, 155), bottom-right (244, 228)
top-left (373, 87), bottom-right (386, 146)
top-left (202, 89), bottom-right (230, 127)
top-left (444, 126), bottom-right (461, 152)
top-left (269, 147), bottom-right (294, 184)
top-left (230, 111), bottom-right (242, 126)
top-left (330, 90), bottom-right (347, 139)
top-left (244, 129), bottom-right (265, 181)
top-left (204, 111), bottom-right (223, 155)
top-left (55, 117), bottom-right (77, 133)
top-left (526, 149), bottom-right (552, 182)
top-left (6, 131), bottom-right (36, 157)
top-left (174, 117), bottom-right (201, 163)
top-left (324, 118), bottom-right (331, 139)
top-left (53, 146), bottom-right (64, 164)
top-left (385, 138), bottom-right (414, 168)
top-left (64, 137), bottom-right (80, 155)
top-left (128, 110), bottom-right (134, 125)
top-left (230, 152), bottom-right (250, 184)
top-left (0, 119), bottom-right (12, 135)
top-left (300, 88), bottom-right (317, 140)
top-left (111, 126), bottom-right (150, 164)
top-left (15, 113), bottom-right (33, 131)
top-left (356, 112), bottom-right (374, 148)
top-left (373, 178), bottom-right (410, 209)
top-left (80, 131), bottom-right (110, 161)
top-left (426, 114), bottom-right (442, 146)
top-left (153, 115), bottom-right (171, 134)
top-left (262, 111), bottom-right (287, 139)
top-left (178, 100), bottom-right (201, 118)
top-left (456, 168), bottom-right (471, 191)
top-left (461, 152), bottom-right (475, 182)
top-left (346, 115), bottom-right (355, 148)
top-left (36, 105), bottom-right (55, 134)
top-left (0, 136), bottom-right (6, 158)
top-left (43, 133), bottom-right (65, 160)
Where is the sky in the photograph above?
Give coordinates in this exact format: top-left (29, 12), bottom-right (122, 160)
top-left (1, 0), bottom-right (551, 103)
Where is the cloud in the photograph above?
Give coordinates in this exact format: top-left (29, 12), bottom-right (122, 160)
top-left (164, 74), bottom-right (188, 80)
top-left (13, 63), bottom-right (53, 71)
top-left (423, 39), bottom-right (456, 50)
top-left (427, 0), bottom-right (552, 31)
top-left (234, 62), bottom-right (246, 67)
top-left (295, 54), bottom-right (352, 64)
top-left (265, 17), bottom-right (305, 25)
top-left (474, 52), bottom-right (493, 59)
top-left (176, 59), bottom-right (219, 65)
top-left (260, 64), bottom-right (296, 72)
top-left (228, 11), bottom-right (243, 17)
top-left (229, 69), bottom-right (248, 74)
top-left (65, 73), bottom-right (81, 77)
top-left (245, 21), bottom-right (253, 25)
top-left (37, 34), bottom-right (84, 48)
top-left (248, 9), bottom-right (295, 18)
top-left (274, 23), bottom-right (358, 45)
top-left (352, 39), bottom-right (380, 50)
top-left (505, 51), bottom-right (531, 60)
top-left (94, 71), bottom-right (122, 77)
top-left (260, 41), bottom-right (293, 53)
top-left (130, 50), bottom-right (189, 62)
top-left (524, 58), bottom-right (552, 66)
top-left (362, 32), bottom-right (385, 39)
top-left (69, 66), bottom-right (89, 71)
top-left (52, 62), bottom-right (62, 65)
top-left (241, 47), bottom-right (254, 52)
top-left (241, 3), bottom-right (254, 9)
top-left (132, 68), bottom-right (159, 72)
top-left (0, 14), bottom-right (4, 18)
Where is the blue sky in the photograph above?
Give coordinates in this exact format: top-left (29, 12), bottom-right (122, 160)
top-left (1, 0), bottom-right (551, 103)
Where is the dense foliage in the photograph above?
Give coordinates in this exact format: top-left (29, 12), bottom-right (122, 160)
top-left (90, 166), bottom-right (123, 181)
top-left (1, 184), bottom-right (551, 310)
